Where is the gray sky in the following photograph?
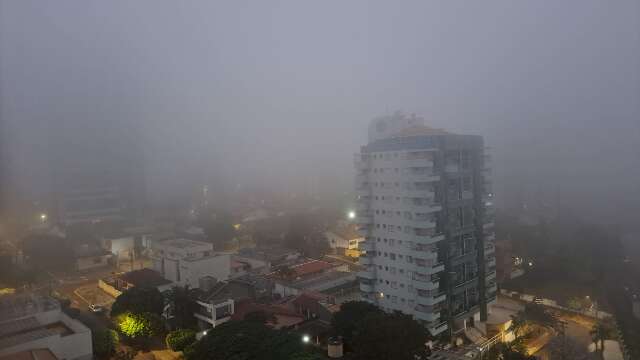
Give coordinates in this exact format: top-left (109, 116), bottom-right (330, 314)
top-left (1, 1), bottom-right (639, 222)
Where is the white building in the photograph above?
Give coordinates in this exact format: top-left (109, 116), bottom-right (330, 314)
top-left (325, 221), bottom-right (364, 256)
top-left (355, 112), bottom-right (497, 336)
top-left (150, 238), bottom-right (230, 288)
top-left (0, 294), bottom-right (92, 360)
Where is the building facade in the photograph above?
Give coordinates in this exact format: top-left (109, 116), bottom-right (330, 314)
top-left (355, 112), bottom-right (497, 336)
top-left (150, 238), bottom-right (230, 288)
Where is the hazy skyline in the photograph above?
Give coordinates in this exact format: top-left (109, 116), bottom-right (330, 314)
top-left (1, 1), bottom-right (639, 224)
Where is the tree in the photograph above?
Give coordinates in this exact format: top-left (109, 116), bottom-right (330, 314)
top-left (244, 310), bottom-right (276, 324)
top-left (185, 321), bottom-right (319, 360)
top-left (548, 334), bottom-right (589, 360)
top-left (113, 349), bottom-right (136, 360)
top-left (115, 311), bottom-right (163, 339)
top-left (92, 329), bottom-right (119, 359)
top-left (352, 312), bottom-right (428, 360)
top-left (331, 301), bottom-right (382, 347)
top-left (166, 286), bottom-right (198, 329)
top-left (22, 234), bottom-right (73, 271)
top-left (111, 286), bottom-right (165, 317)
top-left (523, 302), bottom-right (558, 329)
top-left (590, 320), bottom-right (614, 356)
top-left (201, 212), bottom-right (237, 250)
top-left (166, 329), bottom-right (196, 352)
top-left (485, 343), bottom-right (536, 360)
top-left (509, 311), bottom-right (528, 340)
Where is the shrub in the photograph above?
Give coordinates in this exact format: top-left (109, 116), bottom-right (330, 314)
top-left (166, 329), bottom-right (197, 351)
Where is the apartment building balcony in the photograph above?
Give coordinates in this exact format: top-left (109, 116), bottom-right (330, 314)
top-left (428, 321), bottom-right (449, 336)
top-left (414, 306), bottom-right (441, 322)
top-left (486, 269), bottom-right (497, 282)
top-left (453, 276), bottom-right (478, 290)
top-left (403, 158), bottom-right (434, 168)
top-left (486, 256), bottom-right (496, 268)
top-left (359, 240), bottom-right (375, 252)
top-left (417, 291), bottom-right (446, 306)
top-left (486, 290), bottom-right (498, 302)
top-left (358, 266), bottom-right (377, 280)
top-left (356, 224), bottom-right (373, 235)
top-left (359, 279), bottom-right (376, 293)
top-left (484, 242), bottom-right (495, 256)
top-left (484, 233), bottom-right (496, 242)
top-left (405, 173), bottom-right (441, 183)
top-left (354, 154), bottom-right (371, 170)
top-left (431, 261), bottom-right (445, 273)
top-left (412, 234), bottom-right (445, 247)
top-left (355, 186), bottom-right (372, 197)
top-left (404, 201), bottom-right (442, 213)
top-left (412, 274), bottom-right (440, 291)
top-left (405, 217), bottom-right (437, 229)
top-left (355, 212), bottom-right (373, 225)
top-left (445, 163), bottom-right (460, 173)
top-left (358, 253), bottom-right (374, 266)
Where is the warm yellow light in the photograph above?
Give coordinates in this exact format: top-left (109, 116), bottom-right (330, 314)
top-left (348, 211), bottom-right (356, 220)
top-left (40, 214), bottom-right (47, 221)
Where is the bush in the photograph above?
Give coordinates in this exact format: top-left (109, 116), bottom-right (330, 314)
top-left (92, 329), bottom-right (119, 359)
top-left (166, 329), bottom-right (196, 351)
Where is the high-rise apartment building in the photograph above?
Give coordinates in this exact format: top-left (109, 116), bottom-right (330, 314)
top-left (355, 112), bottom-right (496, 336)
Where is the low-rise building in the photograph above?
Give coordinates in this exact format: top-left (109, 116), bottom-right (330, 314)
top-left (229, 255), bottom-right (271, 278)
top-left (150, 238), bottom-right (230, 288)
top-left (0, 294), bottom-right (92, 360)
top-left (325, 222), bottom-right (364, 257)
top-left (270, 259), bottom-right (357, 301)
top-left (99, 268), bottom-right (173, 298)
top-left (73, 245), bottom-right (112, 271)
top-left (188, 275), bottom-right (273, 330)
top-left (237, 247), bottom-right (300, 268)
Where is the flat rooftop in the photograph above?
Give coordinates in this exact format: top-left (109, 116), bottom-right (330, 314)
top-left (0, 317), bottom-right (73, 350)
top-left (0, 295), bottom-right (59, 323)
top-left (155, 238), bottom-right (210, 249)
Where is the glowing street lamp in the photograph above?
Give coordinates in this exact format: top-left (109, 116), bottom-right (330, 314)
top-left (348, 211), bottom-right (356, 220)
top-left (40, 213), bottom-right (47, 222)
top-left (302, 335), bottom-right (311, 344)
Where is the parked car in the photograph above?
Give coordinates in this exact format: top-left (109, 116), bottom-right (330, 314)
top-left (88, 304), bottom-right (104, 313)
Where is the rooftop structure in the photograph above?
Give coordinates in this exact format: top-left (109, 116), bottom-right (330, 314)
top-left (0, 294), bottom-right (92, 360)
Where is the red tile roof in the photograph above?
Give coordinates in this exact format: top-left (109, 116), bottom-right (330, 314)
top-left (231, 299), bottom-right (302, 322)
top-left (290, 260), bottom-right (335, 277)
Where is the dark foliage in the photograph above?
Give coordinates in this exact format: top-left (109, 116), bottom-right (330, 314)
top-left (111, 286), bottom-right (165, 317)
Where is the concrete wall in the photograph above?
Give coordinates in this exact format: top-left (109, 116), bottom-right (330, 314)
top-left (76, 255), bottom-right (110, 271)
top-left (98, 279), bottom-right (122, 298)
top-left (180, 254), bottom-right (230, 288)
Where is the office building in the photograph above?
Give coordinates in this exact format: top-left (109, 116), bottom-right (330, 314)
top-left (355, 112), bottom-right (496, 336)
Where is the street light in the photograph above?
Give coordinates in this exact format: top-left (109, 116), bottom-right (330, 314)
top-left (302, 335), bottom-right (311, 344)
top-left (40, 213), bottom-right (47, 222)
top-left (348, 211), bottom-right (356, 220)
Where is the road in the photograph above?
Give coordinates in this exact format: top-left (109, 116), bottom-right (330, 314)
top-left (533, 315), bottom-right (595, 359)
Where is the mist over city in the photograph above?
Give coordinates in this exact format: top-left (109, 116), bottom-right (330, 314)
top-left (0, 1), bottom-right (638, 360)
